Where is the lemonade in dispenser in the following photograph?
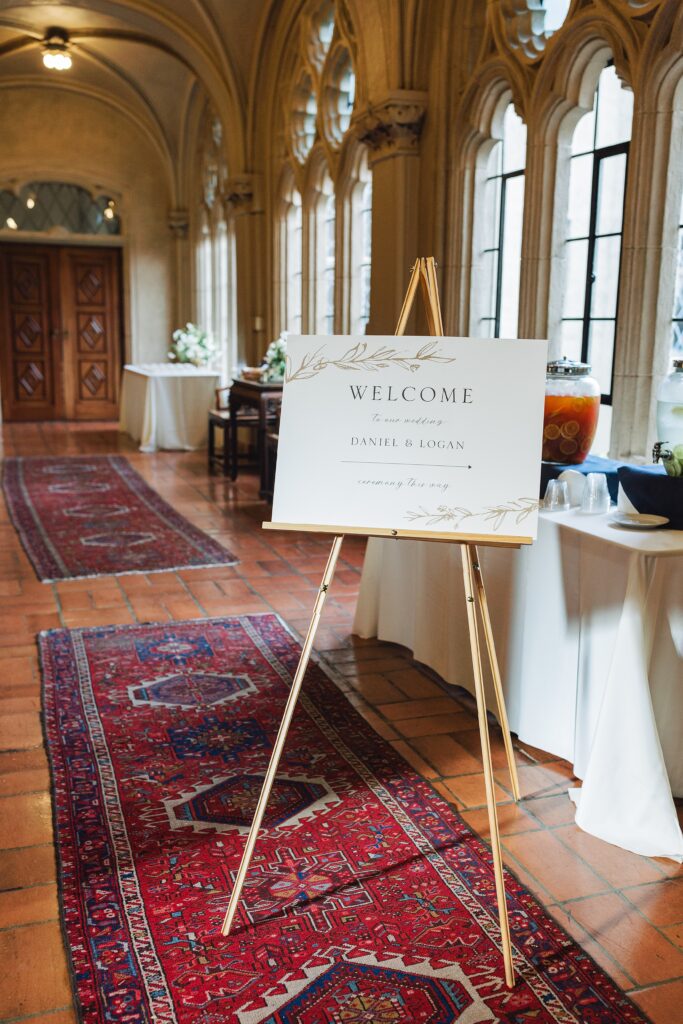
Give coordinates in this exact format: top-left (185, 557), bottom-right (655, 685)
top-left (543, 358), bottom-right (600, 464)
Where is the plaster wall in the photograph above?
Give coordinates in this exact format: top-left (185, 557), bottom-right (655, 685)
top-left (0, 87), bottom-right (173, 368)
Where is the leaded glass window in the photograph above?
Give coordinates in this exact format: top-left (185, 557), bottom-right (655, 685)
top-left (0, 182), bottom-right (120, 235)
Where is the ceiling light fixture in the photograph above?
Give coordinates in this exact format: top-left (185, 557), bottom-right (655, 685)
top-left (42, 28), bottom-right (72, 71)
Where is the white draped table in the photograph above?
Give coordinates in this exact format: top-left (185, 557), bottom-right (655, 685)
top-left (119, 363), bottom-right (220, 453)
top-left (353, 511), bottom-right (683, 861)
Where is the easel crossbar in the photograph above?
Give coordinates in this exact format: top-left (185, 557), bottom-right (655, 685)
top-left (220, 257), bottom-right (518, 989)
top-left (263, 520), bottom-right (529, 547)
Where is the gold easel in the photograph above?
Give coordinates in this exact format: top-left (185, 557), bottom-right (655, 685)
top-left (221, 257), bottom-right (521, 989)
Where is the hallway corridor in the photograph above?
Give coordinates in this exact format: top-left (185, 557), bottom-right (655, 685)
top-left (0, 424), bottom-right (681, 1023)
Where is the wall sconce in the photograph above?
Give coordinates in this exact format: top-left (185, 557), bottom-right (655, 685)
top-left (42, 28), bottom-right (72, 71)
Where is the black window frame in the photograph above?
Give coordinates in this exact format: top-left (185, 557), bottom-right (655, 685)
top-left (481, 165), bottom-right (525, 338)
top-left (560, 61), bottom-right (632, 406)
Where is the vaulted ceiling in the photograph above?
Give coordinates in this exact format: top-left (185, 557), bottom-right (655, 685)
top-left (0, 0), bottom-right (268, 175)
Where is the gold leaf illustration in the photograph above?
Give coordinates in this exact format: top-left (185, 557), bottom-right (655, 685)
top-left (404, 498), bottom-right (539, 532)
top-left (285, 342), bottom-right (456, 383)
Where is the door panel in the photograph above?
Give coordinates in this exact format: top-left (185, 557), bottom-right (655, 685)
top-left (0, 246), bottom-right (63, 420)
top-left (0, 243), bottom-right (122, 422)
top-left (61, 248), bottom-right (121, 420)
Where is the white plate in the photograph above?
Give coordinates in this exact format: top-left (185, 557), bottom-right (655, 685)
top-left (610, 512), bottom-right (670, 529)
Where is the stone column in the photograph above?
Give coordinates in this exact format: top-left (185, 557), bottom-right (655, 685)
top-left (168, 208), bottom-right (190, 330)
top-left (351, 91), bottom-right (427, 334)
top-left (223, 175), bottom-right (267, 366)
top-left (517, 122), bottom-right (565, 348)
top-left (611, 97), bottom-right (681, 458)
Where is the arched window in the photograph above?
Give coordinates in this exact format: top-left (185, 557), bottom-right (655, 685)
top-left (195, 215), bottom-right (213, 340)
top-left (314, 172), bottom-right (336, 333)
top-left (323, 190), bottom-right (336, 333)
top-left (346, 150), bottom-right (373, 335)
top-left (286, 186), bottom-right (303, 334)
top-left (214, 217), bottom-right (237, 379)
top-left (480, 103), bottom-right (527, 338)
top-left (559, 63), bottom-right (633, 402)
top-left (357, 173), bottom-right (373, 334)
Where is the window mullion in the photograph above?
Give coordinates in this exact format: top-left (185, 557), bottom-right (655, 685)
top-left (581, 151), bottom-right (602, 365)
top-left (494, 173), bottom-right (508, 337)
top-left (606, 143), bottom-right (630, 404)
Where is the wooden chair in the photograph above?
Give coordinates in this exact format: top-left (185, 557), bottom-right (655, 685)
top-left (262, 405), bottom-right (281, 502)
top-left (208, 386), bottom-right (259, 476)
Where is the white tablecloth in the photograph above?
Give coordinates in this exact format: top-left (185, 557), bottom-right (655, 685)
top-left (353, 511), bottom-right (683, 861)
top-left (119, 364), bottom-right (220, 452)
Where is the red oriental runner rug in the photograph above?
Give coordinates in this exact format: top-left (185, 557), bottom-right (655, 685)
top-left (41, 615), bottom-right (649, 1024)
top-left (3, 455), bottom-right (237, 581)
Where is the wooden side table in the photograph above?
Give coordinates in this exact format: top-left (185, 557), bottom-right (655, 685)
top-left (228, 378), bottom-right (283, 497)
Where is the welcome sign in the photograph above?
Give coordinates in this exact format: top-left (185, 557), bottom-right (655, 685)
top-left (269, 336), bottom-right (548, 543)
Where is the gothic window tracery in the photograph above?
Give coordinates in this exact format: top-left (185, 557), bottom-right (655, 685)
top-left (276, 0), bottom-right (369, 337)
top-left (498, 0), bottom-right (572, 60)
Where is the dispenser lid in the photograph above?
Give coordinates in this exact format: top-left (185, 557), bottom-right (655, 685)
top-left (547, 356), bottom-right (592, 377)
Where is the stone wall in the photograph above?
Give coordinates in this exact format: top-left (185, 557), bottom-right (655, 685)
top-left (0, 86), bottom-right (173, 368)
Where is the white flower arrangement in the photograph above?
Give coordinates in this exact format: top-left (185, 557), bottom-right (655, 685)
top-left (168, 323), bottom-right (217, 367)
top-left (261, 333), bottom-right (287, 382)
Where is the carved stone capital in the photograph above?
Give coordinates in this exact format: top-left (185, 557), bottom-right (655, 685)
top-left (351, 91), bottom-right (428, 160)
top-left (168, 208), bottom-right (189, 240)
top-left (222, 174), bottom-right (259, 214)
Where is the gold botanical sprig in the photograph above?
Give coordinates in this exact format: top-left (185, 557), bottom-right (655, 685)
top-left (405, 498), bottom-right (539, 532)
top-left (285, 341), bottom-right (456, 383)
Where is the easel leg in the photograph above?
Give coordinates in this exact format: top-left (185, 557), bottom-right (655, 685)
top-left (221, 535), bottom-right (345, 936)
top-left (461, 544), bottom-right (515, 988)
top-left (469, 546), bottom-right (521, 802)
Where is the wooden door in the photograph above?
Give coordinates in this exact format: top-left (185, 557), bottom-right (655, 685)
top-left (0, 243), bottom-right (122, 422)
top-left (0, 245), bottom-right (64, 421)
top-left (60, 247), bottom-right (121, 420)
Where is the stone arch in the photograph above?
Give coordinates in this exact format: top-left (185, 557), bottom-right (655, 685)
top-left (446, 63), bottom-right (528, 335)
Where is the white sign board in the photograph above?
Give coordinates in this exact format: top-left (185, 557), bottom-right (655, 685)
top-left (271, 336), bottom-right (548, 542)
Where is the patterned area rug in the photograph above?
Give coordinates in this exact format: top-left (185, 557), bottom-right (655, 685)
top-left (41, 615), bottom-right (649, 1024)
top-left (3, 455), bottom-right (236, 581)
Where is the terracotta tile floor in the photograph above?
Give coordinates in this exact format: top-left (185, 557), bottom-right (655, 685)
top-left (0, 421), bottom-right (681, 1022)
